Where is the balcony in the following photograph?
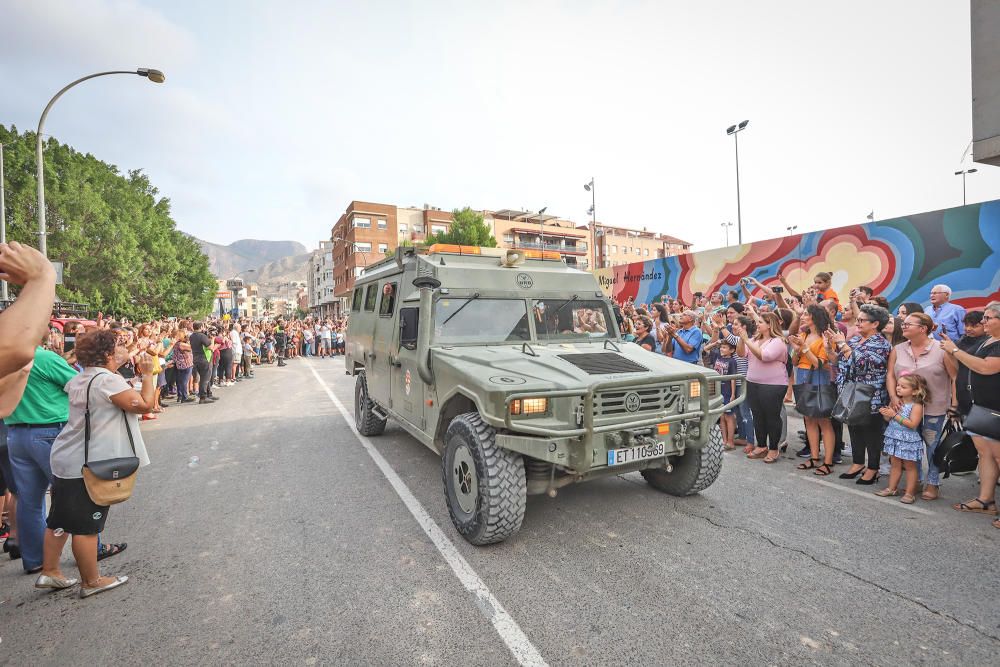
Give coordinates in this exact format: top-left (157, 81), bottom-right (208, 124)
top-left (511, 240), bottom-right (588, 254)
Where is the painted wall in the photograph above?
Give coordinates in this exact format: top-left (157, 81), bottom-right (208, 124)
top-left (594, 200), bottom-right (1000, 311)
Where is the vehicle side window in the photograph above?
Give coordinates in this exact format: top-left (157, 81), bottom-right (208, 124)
top-left (351, 287), bottom-right (363, 312)
top-left (399, 307), bottom-right (419, 350)
top-left (379, 282), bottom-right (397, 317)
top-left (364, 284), bottom-right (378, 311)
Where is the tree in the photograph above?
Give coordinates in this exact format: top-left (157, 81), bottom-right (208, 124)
top-left (426, 207), bottom-right (497, 247)
top-left (386, 238), bottom-right (414, 258)
top-left (0, 124), bottom-right (216, 319)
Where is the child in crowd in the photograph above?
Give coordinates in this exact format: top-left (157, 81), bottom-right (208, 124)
top-left (713, 340), bottom-right (739, 449)
top-left (876, 373), bottom-right (928, 504)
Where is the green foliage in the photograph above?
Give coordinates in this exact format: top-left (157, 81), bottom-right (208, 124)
top-left (387, 238), bottom-right (415, 257)
top-left (426, 207), bottom-right (497, 247)
top-left (0, 124), bottom-right (216, 319)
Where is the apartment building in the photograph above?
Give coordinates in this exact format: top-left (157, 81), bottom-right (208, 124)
top-left (308, 240), bottom-right (336, 318)
top-left (486, 210), bottom-right (591, 270)
top-left (591, 224), bottom-right (691, 268)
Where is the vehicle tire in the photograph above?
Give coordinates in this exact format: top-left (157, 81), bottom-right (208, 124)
top-left (641, 423), bottom-right (724, 496)
top-left (442, 412), bottom-right (526, 545)
top-left (355, 371), bottom-right (387, 436)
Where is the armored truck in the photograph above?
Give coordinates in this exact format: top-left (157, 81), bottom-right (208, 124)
top-left (346, 244), bottom-right (744, 545)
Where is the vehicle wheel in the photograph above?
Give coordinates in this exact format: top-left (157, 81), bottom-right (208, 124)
top-left (442, 412), bottom-right (526, 545)
top-left (641, 423), bottom-right (724, 496)
top-left (354, 372), bottom-right (386, 436)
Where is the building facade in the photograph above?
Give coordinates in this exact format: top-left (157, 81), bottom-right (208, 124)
top-left (308, 240), bottom-right (336, 318)
top-left (592, 224), bottom-right (691, 268)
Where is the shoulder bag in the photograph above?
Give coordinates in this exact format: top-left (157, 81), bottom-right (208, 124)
top-left (80, 373), bottom-right (140, 506)
top-left (933, 415), bottom-right (978, 478)
top-left (793, 360), bottom-right (838, 418)
top-left (962, 340), bottom-right (1000, 441)
top-left (831, 348), bottom-right (876, 425)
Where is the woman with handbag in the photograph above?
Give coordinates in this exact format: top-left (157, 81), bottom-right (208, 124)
top-left (940, 301), bottom-right (1000, 528)
top-left (826, 305), bottom-right (892, 484)
top-left (790, 305), bottom-right (838, 475)
top-left (886, 312), bottom-right (957, 501)
top-left (34, 329), bottom-right (154, 598)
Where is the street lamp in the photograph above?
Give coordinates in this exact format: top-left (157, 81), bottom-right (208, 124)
top-left (537, 207), bottom-right (547, 250)
top-left (954, 168), bottom-right (978, 206)
top-left (36, 68), bottom-right (166, 257)
top-left (584, 178), bottom-right (596, 269)
top-left (720, 221), bottom-right (733, 247)
top-left (786, 225), bottom-right (798, 236)
top-left (725, 119), bottom-right (749, 245)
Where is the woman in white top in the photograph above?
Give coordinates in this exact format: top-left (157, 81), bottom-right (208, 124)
top-left (35, 329), bottom-right (155, 598)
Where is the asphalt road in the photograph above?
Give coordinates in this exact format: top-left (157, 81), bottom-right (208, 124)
top-left (2, 357), bottom-right (998, 666)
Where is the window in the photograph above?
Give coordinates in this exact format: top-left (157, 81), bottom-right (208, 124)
top-left (533, 299), bottom-right (611, 340)
top-left (364, 284), bottom-right (378, 311)
top-left (378, 243), bottom-right (389, 253)
top-left (354, 241), bottom-right (372, 253)
top-left (610, 245), bottom-right (617, 254)
top-left (635, 247), bottom-right (641, 255)
top-left (353, 217), bottom-right (371, 228)
top-left (399, 223), bottom-right (408, 232)
top-left (351, 287), bottom-right (363, 312)
top-left (434, 298), bottom-right (529, 343)
top-left (644, 248), bottom-right (650, 256)
top-left (414, 224), bottom-right (424, 233)
top-left (431, 224), bottom-right (447, 235)
top-left (377, 219), bottom-right (387, 230)
top-left (379, 282), bottom-right (397, 317)
top-left (503, 233), bottom-right (514, 243)
top-left (399, 307), bottom-right (419, 350)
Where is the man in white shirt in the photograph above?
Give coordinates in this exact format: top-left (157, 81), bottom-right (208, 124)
top-left (228, 324), bottom-right (243, 383)
top-left (319, 322), bottom-right (332, 358)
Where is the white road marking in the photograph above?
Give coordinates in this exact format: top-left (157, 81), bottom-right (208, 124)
top-left (307, 363), bottom-right (548, 667)
top-left (792, 473), bottom-right (935, 516)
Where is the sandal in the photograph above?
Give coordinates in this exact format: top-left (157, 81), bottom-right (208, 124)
top-left (747, 449), bottom-right (768, 459)
top-left (920, 485), bottom-right (939, 501)
top-left (875, 488), bottom-right (900, 497)
top-left (97, 543), bottom-right (127, 561)
top-left (797, 458), bottom-right (820, 470)
top-left (742, 444), bottom-right (754, 455)
top-left (900, 494), bottom-right (916, 504)
top-left (952, 498), bottom-right (997, 514)
top-left (813, 463), bottom-right (834, 476)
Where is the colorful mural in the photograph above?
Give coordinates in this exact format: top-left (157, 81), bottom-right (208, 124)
top-left (594, 199), bottom-right (1000, 311)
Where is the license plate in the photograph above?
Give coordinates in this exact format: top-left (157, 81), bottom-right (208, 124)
top-left (607, 442), bottom-right (665, 466)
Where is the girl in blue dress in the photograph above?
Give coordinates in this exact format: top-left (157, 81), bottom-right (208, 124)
top-left (876, 373), bottom-right (928, 504)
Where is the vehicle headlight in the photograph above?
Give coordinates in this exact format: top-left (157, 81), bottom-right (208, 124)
top-left (689, 381), bottom-right (701, 398)
top-left (510, 397), bottom-right (548, 416)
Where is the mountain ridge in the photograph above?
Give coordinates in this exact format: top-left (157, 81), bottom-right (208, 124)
top-left (191, 236), bottom-right (309, 279)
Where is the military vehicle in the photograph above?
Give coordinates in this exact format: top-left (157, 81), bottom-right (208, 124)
top-left (345, 244), bottom-right (745, 545)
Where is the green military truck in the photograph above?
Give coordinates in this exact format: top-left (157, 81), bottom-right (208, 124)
top-left (346, 244), bottom-right (744, 545)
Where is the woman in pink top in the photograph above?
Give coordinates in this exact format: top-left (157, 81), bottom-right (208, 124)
top-left (735, 311), bottom-right (789, 463)
top-left (886, 312), bottom-right (957, 500)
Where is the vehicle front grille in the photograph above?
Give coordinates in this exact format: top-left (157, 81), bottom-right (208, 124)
top-left (557, 352), bottom-right (649, 375)
top-left (593, 384), bottom-right (684, 418)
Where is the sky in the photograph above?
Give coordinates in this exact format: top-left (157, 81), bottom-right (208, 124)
top-left (1, 0), bottom-right (997, 253)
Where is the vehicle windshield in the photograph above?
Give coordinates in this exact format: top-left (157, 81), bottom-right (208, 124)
top-left (433, 298), bottom-right (530, 343)
top-left (532, 299), bottom-right (613, 340)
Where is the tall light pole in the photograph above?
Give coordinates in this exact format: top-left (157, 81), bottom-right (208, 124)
top-left (721, 221), bottom-right (733, 247)
top-left (584, 179), bottom-right (596, 268)
top-left (725, 119), bottom-right (749, 245)
top-left (954, 168), bottom-right (978, 205)
top-left (36, 68), bottom-right (166, 257)
top-left (537, 207), bottom-right (547, 250)
top-left (0, 142), bottom-right (7, 301)
top-left (786, 225), bottom-right (798, 236)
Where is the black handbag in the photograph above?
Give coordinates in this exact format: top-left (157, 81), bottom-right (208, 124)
top-left (793, 364), bottom-right (837, 418)
top-left (964, 404), bottom-right (1000, 441)
top-left (80, 373), bottom-right (141, 506)
top-left (831, 350), bottom-right (876, 425)
top-left (933, 416), bottom-right (978, 478)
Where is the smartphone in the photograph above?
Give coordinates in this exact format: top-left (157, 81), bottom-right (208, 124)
top-left (772, 286), bottom-right (784, 294)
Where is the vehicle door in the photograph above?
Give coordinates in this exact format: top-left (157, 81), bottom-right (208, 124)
top-left (390, 297), bottom-right (425, 429)
top-left (368, 279), bottom-right (399, 402)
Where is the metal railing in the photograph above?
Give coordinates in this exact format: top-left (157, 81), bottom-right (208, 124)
top-left (512, 241), bottom-right (588, 253)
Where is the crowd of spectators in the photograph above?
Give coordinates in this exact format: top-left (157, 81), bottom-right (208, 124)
top-left (0, 240), bottom-right (350, 599)
top-left (617, 273), bottom-right (1000, 531)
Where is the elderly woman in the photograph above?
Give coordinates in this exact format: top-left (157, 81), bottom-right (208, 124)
top-left (940, 302), bottom-right (1000, 528)
top-left (886, 312), bottom-right (957, 500)
top-left (34, 329), bottom-right (154, 598)
top-left (826, 305), bottom-right (892, 483)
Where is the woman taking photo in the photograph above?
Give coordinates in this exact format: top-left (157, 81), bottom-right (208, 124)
top-left (734, 312), bottom-right (788, 463)
top-left (940, 302), bottom-right (1000, 528)
top-left (826, 304), bottom-right (892, 484)
top-left (34, 329), bottom-right (154, 598)
top-left (790, 305), bottom-right (837, 475)
top-left (886, 312), bottom-right (956, 500)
